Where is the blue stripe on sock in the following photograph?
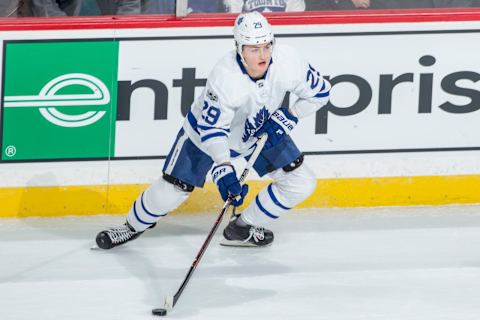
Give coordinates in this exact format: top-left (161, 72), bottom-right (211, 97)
top-left (255, 196), bottom-right (279, 219)
top-left (133, 200), bottom-right (155, 226)
top-left (267, 184), bottom-right (290, 210)
top-left (140, 192), bottom-right (166, 218)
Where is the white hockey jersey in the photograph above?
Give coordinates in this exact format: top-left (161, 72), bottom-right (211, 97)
top-left (182, 44), bottom-right (330, 165)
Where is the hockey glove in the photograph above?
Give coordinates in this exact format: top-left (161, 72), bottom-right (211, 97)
top-left (211, 164), bottom-right (249, 206)
top-left (255, 107), bottom-right (298, 149)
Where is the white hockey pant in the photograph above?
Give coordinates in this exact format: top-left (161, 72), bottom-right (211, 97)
top-left (241, 163), bottom-right (317, 227)
top-left (126, 177), bottom-right (190, 232)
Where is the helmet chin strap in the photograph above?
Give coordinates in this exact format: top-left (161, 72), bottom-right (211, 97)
top-left (236, 42), bottom-right (248, 67)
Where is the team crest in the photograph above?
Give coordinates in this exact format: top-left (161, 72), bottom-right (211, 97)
top-left (242, 106), bottom-right (270, 142)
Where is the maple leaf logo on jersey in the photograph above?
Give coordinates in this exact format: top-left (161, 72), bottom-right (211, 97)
top-left (242, 106), bottom-right (270, 142)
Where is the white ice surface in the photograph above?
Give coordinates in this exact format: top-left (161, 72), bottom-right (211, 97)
top-left (1, 205), bottom-right (480, 320)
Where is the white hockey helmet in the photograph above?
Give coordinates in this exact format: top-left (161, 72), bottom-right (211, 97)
top-left (233, 12), bottom-right (274, 62)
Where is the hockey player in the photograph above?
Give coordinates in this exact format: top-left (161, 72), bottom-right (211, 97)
top-left (95, 11), bottom-right (331, 249)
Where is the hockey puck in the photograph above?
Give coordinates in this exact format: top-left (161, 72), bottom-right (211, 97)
top-left (152, 308), bottom-right (167, 316)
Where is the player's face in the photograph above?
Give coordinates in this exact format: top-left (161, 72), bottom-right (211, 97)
top-left (242, 43), bottom-right (273, 79)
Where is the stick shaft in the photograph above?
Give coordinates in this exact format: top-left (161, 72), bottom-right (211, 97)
top-left (171, 134), bottom-right (268, 308)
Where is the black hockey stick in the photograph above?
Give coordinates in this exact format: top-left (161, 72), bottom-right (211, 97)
top-left (152, 133), bottom-right (268, 316)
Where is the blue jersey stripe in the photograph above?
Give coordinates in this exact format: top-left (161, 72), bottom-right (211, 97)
top-left (201, 131), bottom-right (228, 142)
top-left (255, 196), bottom-right (279, 219)
top-left (187, 112), bottom-right (199, 134)
top-left (267, 184), bottom-right (291, 210)
top-left (230, 149), bottom-right (241, 157)
top-left (315, 91), bottom-right (330, 98)
top-left (320, 80), bottom-right (326, 91)
top-left (197, 124), bottom-right (230, 133)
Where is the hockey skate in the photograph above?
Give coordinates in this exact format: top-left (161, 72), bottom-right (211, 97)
top-left (95, 222), bottom-right (153, 250)
top-left (221, 215), bottom-right (274, 247)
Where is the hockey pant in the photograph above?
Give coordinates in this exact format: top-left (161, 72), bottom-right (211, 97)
top-left (127, 128), bottom-right (315, 231)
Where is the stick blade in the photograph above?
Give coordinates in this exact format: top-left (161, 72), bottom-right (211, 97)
top-left (164, 295), bottom-right (174, 310)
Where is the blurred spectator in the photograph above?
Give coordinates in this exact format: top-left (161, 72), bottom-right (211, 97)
top-left (0, 0), bottom-right (32, 16)
top-left (94, 1), bottom-right (116, 14)
top-left (225, 0), bottom-right (306, 12)
top-left (432, 0), bottom-right (474, 7)
top-left (369, 0), bottom-right (430, 9)
top-left (79, 0), bottom-right (123, 15)
top-left (80, 0), bottom-right (480, 16)
top-left (305, 0), bottom-right (369, 10)
top-left (306, 0), bottom-right (478, 10)
top-left (86, 0), bottom-right (174, 15)
top-left (113, 0), bottom-right (142, 14)
top-left (79, 0), bottom-right (101, 15)
top-left (116, 0), bottom-right (175, 14)
top-left (145, 0), bottom-right (175, 13)
top-left (304, 0), bottom-right (334, 10)
top-left (188, 0), bottom-right (224, 13)
top-left (31, 0), bottom-right (81, 16)
top-left (348, 0), bottom-right (370, 8)
top-left (370, 0), bottom-right (475, 8)
top-left (433, 0), bottom-right (476, 7)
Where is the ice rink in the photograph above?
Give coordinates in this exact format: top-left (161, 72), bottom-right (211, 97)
top-left (2, 205), bottom-right (480, 320)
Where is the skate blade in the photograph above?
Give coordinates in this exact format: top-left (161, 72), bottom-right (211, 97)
top-left (220, 238), bottom-right (267, 247)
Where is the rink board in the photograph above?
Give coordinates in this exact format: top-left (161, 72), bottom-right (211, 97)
top-left (1, 175), bottom-right (480, 218)
top-left (0, 12), bottom-right (479, 217)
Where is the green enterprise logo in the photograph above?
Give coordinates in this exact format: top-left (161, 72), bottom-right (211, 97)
top-left (1, 40), bottom-right (118, 161)
top-left (4, 73), bottom-right (110, 128)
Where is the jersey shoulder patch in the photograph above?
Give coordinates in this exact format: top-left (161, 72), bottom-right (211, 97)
top-left (207, 52), bottom-right (250, 106)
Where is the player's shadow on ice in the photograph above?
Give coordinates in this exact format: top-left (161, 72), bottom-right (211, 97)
top-left (111, 226), bottom-right (287, 318)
